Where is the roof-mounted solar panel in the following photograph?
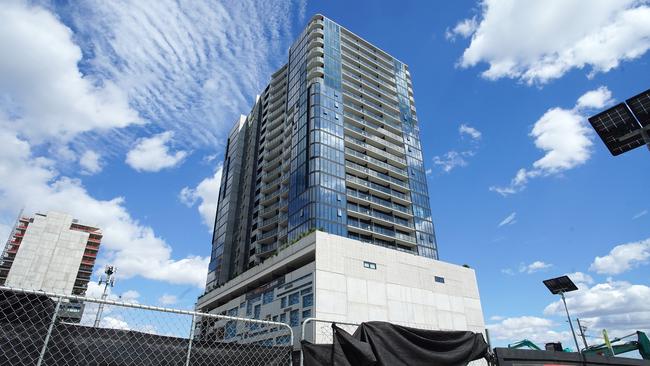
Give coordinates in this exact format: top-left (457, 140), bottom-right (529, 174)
top-left (588, 103), bottom-right (645, 156)
top-left (626, 88), bottom-right (650, 127)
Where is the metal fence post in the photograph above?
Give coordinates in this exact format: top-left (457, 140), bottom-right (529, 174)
top-left (37, 296), bottom-right (62, 366)
top-left (185, 313), bottom-right (196, 366)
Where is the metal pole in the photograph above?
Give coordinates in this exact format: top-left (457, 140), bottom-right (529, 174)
top-left (93, 280), bottom-right (109, 327)
top-left (185, 314), bottom-right (196, 366)
top-left (37, 297), bottom-right (62, 366)
top-left (576, 318), bottom-right (589, 349)
top-left (560, 292), bottom-right (581, 352)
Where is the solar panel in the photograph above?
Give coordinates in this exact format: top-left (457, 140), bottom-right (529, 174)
top-left (588, 103), bottom-right (645, 156)
top-left (543, 275), bottom-right (578, 295)
top-left (626, 88), bottom-right (650, 127)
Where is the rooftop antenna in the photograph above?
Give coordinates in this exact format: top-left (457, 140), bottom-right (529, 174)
top-left (93, 265), bottom-right (116, 327)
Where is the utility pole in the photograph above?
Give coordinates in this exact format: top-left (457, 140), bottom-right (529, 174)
top-left (93, 265), bottom-right (116, 327)
top-left (576, 318), bottom-right (589, 349)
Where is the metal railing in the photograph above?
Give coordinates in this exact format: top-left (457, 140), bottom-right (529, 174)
top-left (0, 286), bottom-right (293, 366)
top-left (300, 318), bottom-right (359, 366)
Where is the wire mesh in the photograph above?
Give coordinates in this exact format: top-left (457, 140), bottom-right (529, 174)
top-left (301, 318), bottom-right (359, 345)
top-left (0, 286), bottom-right (292, 366)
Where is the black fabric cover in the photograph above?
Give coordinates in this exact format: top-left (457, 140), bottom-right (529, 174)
top-left (302, 321), bottom-right (488, 366)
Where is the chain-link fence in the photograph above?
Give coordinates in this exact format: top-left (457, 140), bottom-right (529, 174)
top-left (0, 286), bottom-right (293, 366)
top-left (301, 318), bottom-right (359, 345)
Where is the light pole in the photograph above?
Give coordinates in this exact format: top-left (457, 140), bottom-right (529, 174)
top-left (543, 275), bottom-right (581, 353)
top-left (576, 318), bottom-right (589, 349)
top-left (93, 265), bottom-right (116, 327)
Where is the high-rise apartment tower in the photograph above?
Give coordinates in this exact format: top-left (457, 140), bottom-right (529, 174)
top-left (197, 15), bottom-right (483, 348)
top-left (206, 14), bottom-right (437, 292)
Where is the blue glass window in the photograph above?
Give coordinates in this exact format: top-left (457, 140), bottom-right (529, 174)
top-left (302, 293), bottom-right (313, 307)
top-left (302, 309), bottom-right (312, 319)
top-left (290, 310), bottom-right (299, 327)
top-left (253, 304), bottom-right (261, 319)
top-left (280, 313), bottom-right (286, 323)
top-left (280, 296), bottom-right (287, 308)
top-left (288, 292), bottom-right (299, 306)
top-left (262, 290), bottom-right (274, 304)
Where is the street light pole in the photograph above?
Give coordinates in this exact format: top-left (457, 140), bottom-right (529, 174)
top-left (560, 291), bottom-right (581, 352)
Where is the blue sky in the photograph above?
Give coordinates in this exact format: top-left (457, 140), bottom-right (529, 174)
top-left (1, 0), bottom-right (649, 348)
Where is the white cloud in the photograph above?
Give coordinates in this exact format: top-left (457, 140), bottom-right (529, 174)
top-left (432, 123), bottom-right (481, 173)
top-left (179, 164), bottom-right (223, 228)
top-left (0, 130), bottom-right (209, 288)
top-left (633, 209), bottom-right (648, 220)
top-left (158, 294), bottom-right (178, 305)
top-left (445, 17), bottom-right (478, 41)
top-left (566, 271), bottom-right (594, 286)
top-left (498, 212), bottom-right (517, 227)
top-left (79, 150), bottom-right (103, 175)
top-left (576, 86), bottom-right (614, 110)
top-left (432, 151), bottom-right (472, 173)
top-left (589, 238), bottom-right (650, 275)
top-left (126, 131), bottom-right (188, 172)
top-left (519, 261), bottom-right (552, 274)
top-left (459, 123), bottom-right (482, 140)
top-left (544, 279), bottom-right (650, 337)
top-left (490, 87), bottom-right (610, 195)
top-left (454, 0), bottom-right (650, 85)
top-left (501, 268), bottom-right (515, 276)
top-left (0, 1), bottom-right (140, 144)
top-left (487, 316), bottom-right (570, 345)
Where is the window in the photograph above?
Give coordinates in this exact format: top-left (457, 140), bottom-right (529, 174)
top-left (302, 309), bottom-right (312, 319)
top-left (280, 313), bottom-right (286, 323)
top-left (288, 292), bottom-right (300, 306)
top-left (280, 296), bottom-right (287, 308)
top-left (263, 290), bottom-right (274, 304)
top-left (290, 310), bottom-right (300, 327)
top-left (363, 261), bottom-right (377, 270)
top-left (435, 276), bottom-right (445, 284)
top-left (302, 293), bottom-right (313, 307)
top-left (253, 304), bottom-right (261, 319)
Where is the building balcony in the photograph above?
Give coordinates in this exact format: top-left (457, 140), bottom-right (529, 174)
top-left (345, 160), bottom-right (409, 193)
top-left (344, 136), bottom-right (407, 168)
top-left (343, 103), bottom-right (404, 142)
top-left (347, 220), bottom-right (416, 248)
top-left (346, 188), bottom-right (413, 218)
top-left (341, 81), bottom-right (400, 116)
top-left (347, 205), bottom-right (414, 232)
top-left (341, 70), bottom-right (398, 102)
top-left (340, 43), bottom-right (395, 83)
top-left (345, 174), bottom-right (411, 205)
top-left (343, 123), bottom-right (405, 156)
top-left (345, 147), bottom-right (408, 179)
top-left (307, 66), bottom-right (324, 81)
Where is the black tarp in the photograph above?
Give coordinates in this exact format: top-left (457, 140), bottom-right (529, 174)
top-left (0, 289), bottom-right (291, 366)
top-left (302, 321), bottom-right (488, 366)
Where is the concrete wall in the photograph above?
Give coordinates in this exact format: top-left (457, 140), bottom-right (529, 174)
top-left (313, 231), bottom-right (485, 335)
top-left (6, 212), bottom-right (88, 294)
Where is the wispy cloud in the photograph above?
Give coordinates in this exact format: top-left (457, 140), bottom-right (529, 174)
top-left (55, 0), bottom-right (305, 151)
top-left (498, 212), bottom-right (517, 227)
top-left (126, 131), bottom-right (188, 172)
top-left (633, 209), bottom-right (648, 220)
top-left (432, 123), bottom-right (481, 173)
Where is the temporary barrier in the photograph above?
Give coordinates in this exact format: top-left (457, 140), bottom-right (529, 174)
top-left (0, 286), bottom-right (293, 366)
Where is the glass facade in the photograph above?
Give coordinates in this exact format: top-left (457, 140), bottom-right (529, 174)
top-left (204, 14), bottom-right (438, 292)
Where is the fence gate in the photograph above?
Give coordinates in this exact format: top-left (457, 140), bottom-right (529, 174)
top-left (0, 286), bottom-right (293, 366)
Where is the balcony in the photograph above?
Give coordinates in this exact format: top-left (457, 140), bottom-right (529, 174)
top-left (345, 160), bottom-right (409, 192)
top-left (346, 147), bottom-right (407, 178)
top-left (345, 174), bottom-right (411, 204)
top-left (346, 188), bottom-right (412, 217)
top-left (341, 70), bottom-right (398, 102)
top-left (344, 122), bottom-right (404, 156)
top-left (347, 204), bottom-right (414, 231)
top-left (343, 103), bottom-right (404, 145)
top-left (344, 136), bottom-right (407, 168)
top-left (347, 220), bottom-right (416, 247)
